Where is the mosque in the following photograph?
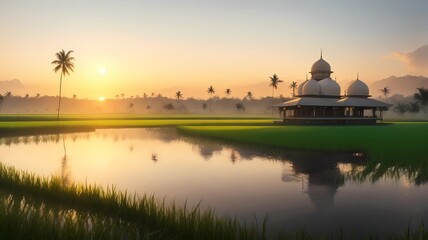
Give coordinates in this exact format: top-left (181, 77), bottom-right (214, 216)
top-left (275, 53), bottom-right (391, 125)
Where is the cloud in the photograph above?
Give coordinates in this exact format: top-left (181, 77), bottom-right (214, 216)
top-left (390, 45), bottom-right (428, 70)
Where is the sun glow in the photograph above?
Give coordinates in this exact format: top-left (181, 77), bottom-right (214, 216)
top-left (99, 66), bottom-right (107, 75)
top-left (99, 96), bottom-right (105, 102)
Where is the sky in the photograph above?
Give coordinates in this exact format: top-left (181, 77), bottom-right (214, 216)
top-left (0, 0), bottom-right (427, 99)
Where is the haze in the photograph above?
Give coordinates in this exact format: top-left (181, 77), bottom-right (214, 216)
top-left (1, 0), bottom-right (427, 99)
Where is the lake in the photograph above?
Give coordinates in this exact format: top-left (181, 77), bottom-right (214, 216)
top-left (0, 128), bottom-right (427, 237)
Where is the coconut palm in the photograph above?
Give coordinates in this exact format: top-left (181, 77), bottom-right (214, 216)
top-left (289, 81), bottom-right (298, 97)
top-left (115, 94), bottom-right (119, 100)
top-left (51, 49), bottom-right (75, 120)
top-left (73, 94), bottom-right (77, 99)
top-left (121, 93), bottom-right (125, 99)
top-left (246, 91), bottom-right (253, 100)
top-left (393, 103), bottom-right (407, 115)
top-left (414, 87), bottom-right (428, 112)
top-left (380, 86), bottom-right (390, 98)
top-left (0, 95), bottom-right (3, 112)
top-left (175, 91), bottom-right (183, 100)
top-left (36, 93), bottom-right (40, 98)
top-left (235, 102), bottom-right (245, 112)
top-left (24, 94), bottom-right (29, 99)
top-left (269, 74), bottom-right (283, 114)
top-left (225, 88), bottom-right (232, 97)
top-left (207, 86), bottom-right (215, 110)
top-left (409, 102), bottom-right (421, 114)
top-left (5, 91), bottom-right (12, 97)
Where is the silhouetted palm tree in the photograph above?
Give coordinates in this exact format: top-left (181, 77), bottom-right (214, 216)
top-left (51, 49), bottom-right (75, 120)
top-left (235, 102), bottom-right (245, 112)
top-left (121, 93), bottom-right (125, 99)
top-left (414, 87), bottom-right (428, 112)
top-left (73, 94), bottom-right (77, 99)
top-left (0, 95), bottom-right (3, 112)
top-left (393, 103), bottom-right (407, 115)
top-left (5, 91), bottom-right (12, 97)
top-left (289, 81), bottom-right (298, 97)
top-left (269, 74), bottom-right (283, 114)
top-left (175, 91), bottom-right (183, 100)
top-left (380, 86), bottom-right (390, 98)
top-left (225, 88), bottom-right (232, 97)
top-left (115, 94), bottom-right (119, 100)
top-left (25, 94), bottom-right (29, 99)
top-left (246, 91), bottom-right (253, 100)
top-left (409, 102), bottom-right (420, 114)
top-left (207, 86), bottom-right (215, 110)
top-left (36, 93), bottom-right (40, 98)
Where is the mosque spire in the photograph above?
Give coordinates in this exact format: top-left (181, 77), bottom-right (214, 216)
top-left (357, 72), bottom-right (359, 80)
top-left (320, 49), bottom-right (323, 59)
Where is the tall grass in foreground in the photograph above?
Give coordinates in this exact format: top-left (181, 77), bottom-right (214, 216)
top-left (0, 163), bottom-right (427, 239)
top-left (0, 163), bottom-right (265, 240)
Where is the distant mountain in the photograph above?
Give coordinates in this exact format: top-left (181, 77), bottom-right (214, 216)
top-left (0, 79), bottom-right (25, 93)
top-left (370, 75), bottom-right (428, 97)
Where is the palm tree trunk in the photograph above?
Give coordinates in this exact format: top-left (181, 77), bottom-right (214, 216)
top-left (57, 73), bottom-right (63, 120)
top-left (271, 87), bottom-right (274, 115)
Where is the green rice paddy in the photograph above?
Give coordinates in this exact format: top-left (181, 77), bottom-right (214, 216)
top-left (0, 114), bottom-right (427, 239)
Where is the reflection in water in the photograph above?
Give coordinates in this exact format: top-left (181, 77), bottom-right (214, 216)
top-left (1, 128), bottom-right (428, 236)
top-left (61, 136), bottom-right (71, 186)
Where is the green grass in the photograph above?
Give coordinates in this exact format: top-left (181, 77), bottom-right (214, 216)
top-left (178, 122), bottom-right (428, 184)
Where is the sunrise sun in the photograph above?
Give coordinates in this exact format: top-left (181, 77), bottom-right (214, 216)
top-left (99, 66), bottom-right (107, 75)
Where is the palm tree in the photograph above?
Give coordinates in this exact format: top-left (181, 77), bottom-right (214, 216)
top-left (414, 87), bottom-right (428, 112)
top-left (0, 95), bottom-right (3, 113)
top-left (175, 91), bottom-right (183, 100)
top-left (409, 102), bottom-right (421, 114)
top-left (73, 94), bottom-right (77, 99)
top-left (5, 91), bottom-right (12, 97)
top-left (115, 94), bottom-right (119, 100)
top-left (246, 91), bottom-right (253, 100)
top-left (51, 49), bottom-right (75, 120)
top-left (289, 81), bottom-right (298, 98)
top-left (24, 94), bottom-right (29, 99)
top-left (393, 103), bottom-right (407, 116)
top-left (269, 74), bottom-right (283, 114)
top-left (36, 93), bottom-right (40, 98)
top-left (225, 88), bottom-right (232, 97)
top-left (121, 93), bottom-right (125, 99)
top-left (380, 86), bottom-right (390, 98)
top-left (207, 86), bottom-right (215, 110)
top-left (235, 102), bottom-right (245, 112)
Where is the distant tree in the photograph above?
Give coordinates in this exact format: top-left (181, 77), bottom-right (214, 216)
top-left (163, 103), bottom-right (175, 111)
top-left (409, 102), bottom-right (421, 114)
top-left (380, 86), bottom-right (390, 98)
top-left (0, 95), bottom-right (3, 112)
top-left (207, 86), bottom-right (215, 110)
top-left (73, 94), bottom-right (77, 99)
top-left (115, 94), bottom-right (119, 100)
top-left (414, 87), bottom-right (428, 112)
top-left (121, 93), bottom-right (125, 99)
top-left (269, 74), bottom-right (283, 114)
top-left (52, 49), bottom-right (75, 120)
top-left (225, 88), bottom-right (232, 97)
top-left (146, 105), bottom-right (151, 110)
top-left (157, 94), bottom-right (162, 98)
top-left (202, 103), bottom-right (208, 110)
top-left (175, 91), bottom-right (183, 100)
top-left (151, 92), bottom-right (155, 97)
top-left (5, 91), bottom-right (12, 97)
top-left (143, 93), bottom-right (148, 99)
top-left (235, 102), bottom-right (245, 112)
top-left (36, 93), bottom-right (40, 98)
top-left (393, 103), bottom-right (407, 115)
top-left (289, 81), bottom-right (298, 97)
top-left (128, 102), bottom-right (134, 110)
top-left (246, 91), bottom-right (253, 100)
top-left (24, 94), bottom-right (29, 99)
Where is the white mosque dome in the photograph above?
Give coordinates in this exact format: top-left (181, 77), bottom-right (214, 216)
top-left (302, 79), bottom-right (320, 96)
top-left (311, 58), bottom-right (332, 73)
top-left (297, 80), bottom-right (308, 95)
top-left (319, 77), bottom-right (341, 96)
top-left (347, 79), bottom-right (369, 96)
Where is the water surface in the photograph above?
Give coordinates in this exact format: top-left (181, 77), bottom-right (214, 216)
top-left (0, 128), bottom-right (427, 236)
